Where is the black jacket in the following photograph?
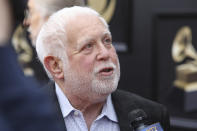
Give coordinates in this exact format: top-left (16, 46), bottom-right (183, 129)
top-left (45, 84), bottom-right (170, 131)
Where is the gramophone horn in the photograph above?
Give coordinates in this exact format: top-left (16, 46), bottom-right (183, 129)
top-left (87, 0), bottom-right (116, 23)
top-left (172, 26), bottom-right (197, 62)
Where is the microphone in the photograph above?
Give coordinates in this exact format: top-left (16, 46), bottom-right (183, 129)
top-left (128, 109), bottom-right (164, 131)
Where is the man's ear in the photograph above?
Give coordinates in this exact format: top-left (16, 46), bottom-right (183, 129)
top-left (44, 56), bottom-right (64, 79)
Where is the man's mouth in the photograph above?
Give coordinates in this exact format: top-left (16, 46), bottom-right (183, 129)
top-left (98, 67), bottom-right (114, 76)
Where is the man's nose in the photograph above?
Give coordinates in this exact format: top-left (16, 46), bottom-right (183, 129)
top-left (96, 44), bottom-right (110, 61)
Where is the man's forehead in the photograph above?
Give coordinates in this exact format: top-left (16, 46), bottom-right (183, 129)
top-left (67, 14), bottom-right (107, 33)
top-left (66, 14), bottom-right (107, 36)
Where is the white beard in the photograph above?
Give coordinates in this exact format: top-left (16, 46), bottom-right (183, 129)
top-left (63, 60), bottom-right (120, 96)
top-left (91, 62), bottom-right (120, 94)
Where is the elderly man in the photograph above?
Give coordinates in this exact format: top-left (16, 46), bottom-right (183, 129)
top-left (36, 6), bottom-right (170, 131)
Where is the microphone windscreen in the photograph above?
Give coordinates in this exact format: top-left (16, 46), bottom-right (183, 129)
top-left (128, 109), bottom-right (148, 126)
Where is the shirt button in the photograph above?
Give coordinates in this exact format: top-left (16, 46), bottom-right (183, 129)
top-left (74, 111), bottom-right (79, 116)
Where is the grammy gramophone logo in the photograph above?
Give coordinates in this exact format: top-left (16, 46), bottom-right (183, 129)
top-left (172, 26), bottom-right (197, 91)
top-left (86, 0), bottom-right (116, 23)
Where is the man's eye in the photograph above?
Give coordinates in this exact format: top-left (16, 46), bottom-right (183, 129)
top-left (84, 43), bottom-right (93, 49)
top-left (106, 38), bottom-right (111, 43)
top-left (80, 43), bottom-right (94, 54)
top-left (103, 37), bottom-right (112, 47)
top-left (81, 43), bottom-right (94, 54)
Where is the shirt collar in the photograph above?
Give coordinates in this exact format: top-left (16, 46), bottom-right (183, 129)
top-left (55, 83), bottom-right (118, 122)
top-left (55, 83), bottom-right (74, 118)
top-left (100, 94), bottom-right (118, 123)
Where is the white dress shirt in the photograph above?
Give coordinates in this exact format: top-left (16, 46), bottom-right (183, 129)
top-left (55, 83), bottom-right (120, 131)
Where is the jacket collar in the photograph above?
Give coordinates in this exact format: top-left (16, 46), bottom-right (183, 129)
top-left (45, 82), bottom-right (67, 131)
top-left (112, 90), bottom-right (138, 131)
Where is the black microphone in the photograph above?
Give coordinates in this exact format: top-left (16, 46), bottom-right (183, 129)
top-left (128, 109), bottom-right (164, 131)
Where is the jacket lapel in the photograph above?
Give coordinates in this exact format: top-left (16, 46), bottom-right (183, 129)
top-left (112, 90), bottom-right (139, 131)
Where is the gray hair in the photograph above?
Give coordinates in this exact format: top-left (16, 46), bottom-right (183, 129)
top-left (36, 6), bottom-right (109, 79)
top-left (34, 0), bottom-right (85, 17)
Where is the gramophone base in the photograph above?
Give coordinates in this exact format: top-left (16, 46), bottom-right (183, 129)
top-left (173, 87), bottom-right (197, 112)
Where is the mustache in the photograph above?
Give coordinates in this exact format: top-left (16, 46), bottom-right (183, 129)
top-left (94, 62), bottom-right (116, 74)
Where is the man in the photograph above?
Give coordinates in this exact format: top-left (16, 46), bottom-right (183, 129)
top-left (36, 6), bottom-right (170, 131)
